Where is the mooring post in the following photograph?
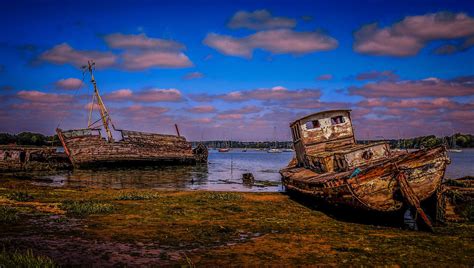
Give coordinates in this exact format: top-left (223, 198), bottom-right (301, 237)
top-left (175, 124), bottom-right (181, 137)
top-left (396, 171), bottom-right (434, 232)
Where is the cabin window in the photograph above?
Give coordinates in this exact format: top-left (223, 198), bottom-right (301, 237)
top-left (331, 116), bottom-right (345, 125)
top-left (304, 120), bottom-right (321, 129)
top-left (362, 150), bottom-right (374, 160)
top-left (312, 120), bottom-right (321, 128)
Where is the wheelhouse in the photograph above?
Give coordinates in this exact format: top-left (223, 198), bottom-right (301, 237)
top-left (290, 110), bottom-right (390, 173)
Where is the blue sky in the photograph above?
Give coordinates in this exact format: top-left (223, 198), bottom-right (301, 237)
top-left (0, 0), bottom-right (473, 140)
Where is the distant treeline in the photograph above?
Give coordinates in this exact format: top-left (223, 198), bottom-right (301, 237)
top-left (0, 132), bottom-right (60, 146)
top-left (359, 133), bottom-right (474, 149)
top-left (193, 133), bottom-right (474, 149)
top-left (191, 140), bottom-right (294, 149)
top-left (1, 132), bottom-right (473, 149)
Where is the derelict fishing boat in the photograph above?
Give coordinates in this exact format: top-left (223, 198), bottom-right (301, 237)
top-left (280, 110), bottom-right (450, 229)
top-left (0, 146), bottom-right (71, 172)
top-left (56, 61), bottom-right (207, 168)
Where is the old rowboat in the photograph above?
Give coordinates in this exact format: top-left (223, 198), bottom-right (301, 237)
top-left (57, 61), bottom-right (207, 168)
top-left (280, 110), bottom-right (450, 228)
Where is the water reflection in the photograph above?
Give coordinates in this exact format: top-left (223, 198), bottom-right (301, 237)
top-left (64, 164), bottom-right (210, 189)
top-left (4, 149), bottom-right (472, 192)
top-left (29, 150), bottom-right (294, 191)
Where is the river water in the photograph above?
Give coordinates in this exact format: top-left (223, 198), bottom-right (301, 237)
top-left (9, 148), bottom-right (474, 192)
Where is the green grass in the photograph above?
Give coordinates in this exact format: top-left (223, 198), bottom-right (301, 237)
top-left (60, 200), bottom-right (114, 217)
top-left (115, 191), bottom-right (160, 200)
top-left (0, 206), bottom-right (19, 224)
top-left (6, 191), bottom-right (34, 202)
top-left (0, 249), bottom-right (56, 267)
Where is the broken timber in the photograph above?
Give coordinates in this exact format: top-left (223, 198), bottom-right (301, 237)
top-left (396, 171), bottom-right (433, 231)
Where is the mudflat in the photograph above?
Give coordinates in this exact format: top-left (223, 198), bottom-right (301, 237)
top-left (0, 178), bottom-right (473, 266)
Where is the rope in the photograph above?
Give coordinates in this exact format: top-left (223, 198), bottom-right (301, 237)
top-left (56, 71), bottom-right (86, 129)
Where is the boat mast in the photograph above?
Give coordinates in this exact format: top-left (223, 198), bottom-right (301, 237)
top-left (87, 60), bottom-right (114, 142)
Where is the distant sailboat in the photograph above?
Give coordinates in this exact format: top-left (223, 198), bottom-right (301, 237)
top-left (448, 134), bottom-right (462, 153)
top-left (268, 127), bottom-right (282, 153)
top-left (218, 136), bottom-right (231, 152)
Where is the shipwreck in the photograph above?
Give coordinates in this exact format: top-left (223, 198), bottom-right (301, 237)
top-left (0, 145), bottom-right (71, 172)
top-left (280, 110), bottom-right (451, 229)
top-left (56, 61), bottom-right (207, 169)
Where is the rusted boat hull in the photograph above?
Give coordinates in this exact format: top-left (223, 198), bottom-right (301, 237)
top-left (281, 146), bottom-right (450, 212)
top-left (57, 128), bottom-right (201, 168)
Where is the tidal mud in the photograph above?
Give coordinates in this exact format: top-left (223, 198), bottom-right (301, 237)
top-left (0, 178), bottom-right (472, 266)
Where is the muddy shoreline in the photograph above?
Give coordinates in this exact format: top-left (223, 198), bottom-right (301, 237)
top-left (0, 178), bottom-right (473, 266)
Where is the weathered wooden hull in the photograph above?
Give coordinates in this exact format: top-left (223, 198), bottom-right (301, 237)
top-left (192, 143), bottom-right (209, 163)
top-left (437, 177), bottom-right (474, 223)
top-left (281, 146), bottom-right (450, 212)
top-left (57, 128), bottom-right (199, 168)
top-left (0, 146), bottom-right (72, 172)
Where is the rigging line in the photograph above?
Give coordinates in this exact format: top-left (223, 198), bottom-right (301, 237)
top-left (88, 108), bottom-right (115, 129)
top-left (88, 115), bottom-right (108, 128)
top-left (85, 70), bottom-right (95, 128)
top-left (87, 93), bottom-right (96, 128)
top-left (56, 71), bottom-right (87, 129)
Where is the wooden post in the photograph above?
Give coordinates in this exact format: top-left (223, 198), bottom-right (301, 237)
top-left (396, 171), bottom-right (433, 231)
top-left (175, 124), bottom-right (181, 137)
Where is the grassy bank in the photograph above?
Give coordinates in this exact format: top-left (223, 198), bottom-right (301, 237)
top-left (0, 178), bottom-right (473, 266)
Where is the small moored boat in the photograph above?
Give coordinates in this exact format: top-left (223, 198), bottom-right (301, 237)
top-left (267, 148), bottom-right (283, 153)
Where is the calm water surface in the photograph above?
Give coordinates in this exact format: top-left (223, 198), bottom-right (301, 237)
top-left (445, 148), bottom-right (474, 179)
top-left (11, 148), bottom-right (474, 192)
top-left (32, 149), bottom-right (292, 192)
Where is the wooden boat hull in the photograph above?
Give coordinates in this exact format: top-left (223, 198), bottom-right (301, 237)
top-left (281, 146), bottom-right (450, 212)
top-left (0, 146), bottom-right (72, 172)
top-left (436, 177), bottom-right (474, 223)
top-left (57, 128), bottom-right (198, 168)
